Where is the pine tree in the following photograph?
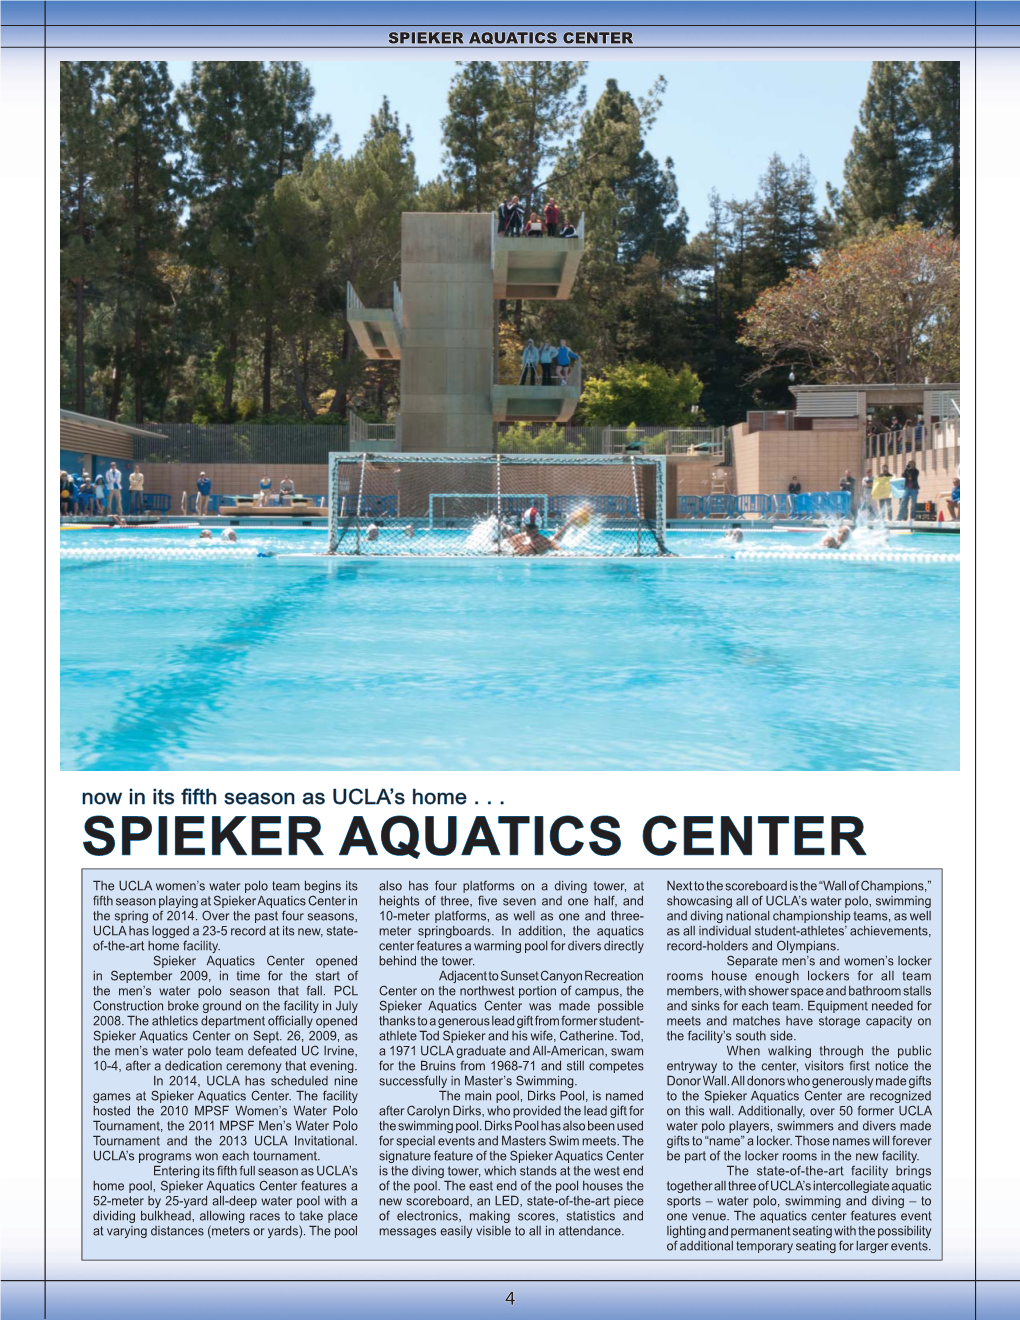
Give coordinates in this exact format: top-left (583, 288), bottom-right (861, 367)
top-left (178, 61), bottom-right (277, 418)
top-left (910, 61), bottom-right (960, 236)
top-left (104, 61), bottom-right (182, 422)
top-left (747, 154), bottom-right (824, 287)
top-left (255, 62), bottom-right (330, 413)
top-left (254, 172), bottom-right (329, 417)
top-left (60, 61), bottom-right (112, 413)
top-left (298, 108), bottom-right (419, 416)
top-left (442, 61), bottom-right (505, 211)
top-left (835, 61), bottom-right (923, 236)
top-left (366, 96), bottom-right (413, 150)
top-left (559, 77), bottom-right (686, 266)
top-left (498, 61), bottom-right (587, 215)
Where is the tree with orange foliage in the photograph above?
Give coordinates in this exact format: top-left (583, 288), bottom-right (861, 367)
top-left (739, 226), bottom-right (959, 383)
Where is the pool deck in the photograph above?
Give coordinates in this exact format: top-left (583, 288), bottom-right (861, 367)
top-left (60, 515), bottom-right (962, 534)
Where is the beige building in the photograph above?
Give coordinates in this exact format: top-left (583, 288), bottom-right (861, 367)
top-left (347, 212), bottom-right (585, 452)
top-left (733, 382), bottom-right (961, 508)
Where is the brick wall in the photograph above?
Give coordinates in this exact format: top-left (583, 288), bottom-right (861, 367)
top-left (136, 463), bottom-right (330, 509)
top-left (729, 423), bottom-right (863, 496)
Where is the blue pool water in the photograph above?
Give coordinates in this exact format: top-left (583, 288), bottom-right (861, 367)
top-left (60, 526), bottom-right (960, 771)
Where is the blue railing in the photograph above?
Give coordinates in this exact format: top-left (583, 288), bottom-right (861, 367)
top-left (358, 495), bottom-right (397, 517)
top-left (548, 494), bottom-right (637, 519)
top-left (674, 491), bottom-right (851, 520)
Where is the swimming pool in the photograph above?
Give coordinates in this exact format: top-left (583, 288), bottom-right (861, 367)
top-left (60, 527), bottom-right (960, 771)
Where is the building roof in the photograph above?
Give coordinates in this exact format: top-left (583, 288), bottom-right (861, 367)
top-left (790, 382), bottom-right (959, 397)
top-left (59, 409), bottom-right (167, 440)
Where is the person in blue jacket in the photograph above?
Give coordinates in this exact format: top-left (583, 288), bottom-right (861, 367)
top-left (196, 471), bottom-right (212, 516)
top-left (555, 339), bottom-right (579, 383)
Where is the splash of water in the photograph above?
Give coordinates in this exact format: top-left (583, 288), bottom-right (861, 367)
top-left (459, 508), bottom-right (608, 555)
top-left (816, 504), bottom-right (891, 551)
top-left (462, 513), bottom-right (504, 554)
top-left (557, 509), bottom-right (606, 551)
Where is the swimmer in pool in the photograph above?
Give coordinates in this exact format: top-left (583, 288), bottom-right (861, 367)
top-left (403, 525), bottom-right (416, 538)
top-left (366, 523), bottom-right (380, 541)
top-left (199, 528), bottom-right (213, 540)
top-left (221, 527), bottom-right (237, 541)
top-left (820, 522), bottom-right (853, 549)
top-left (724, 524), bottom-right (743, 544)
top-left (503, 505), bottom-right (592, 556)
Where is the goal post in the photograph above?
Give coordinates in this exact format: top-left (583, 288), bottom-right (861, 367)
top-left (327, 452), bottom-right (669, 556)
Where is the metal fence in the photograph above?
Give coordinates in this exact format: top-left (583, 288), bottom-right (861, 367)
top-left (865, 420), bottom-right (960, 462)
top-left (134, 419), bottom-right (730, 463)
top-left (348, 411), bottom-right (400, 453)
top-left (495, 424), bottom-right (727, 458)
top-left (133, 422), bottom-right (350, 465)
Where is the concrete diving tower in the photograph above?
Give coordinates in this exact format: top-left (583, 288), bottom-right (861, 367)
top-left (347, 213), bottom-right (585, 451)
top-left (345, 281), bottom-right (402, 360)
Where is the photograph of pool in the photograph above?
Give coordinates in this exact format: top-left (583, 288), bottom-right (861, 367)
top-left (60, 527), bottom-right (959, 772)
top-left (57, 57), bottom-right (961, 774)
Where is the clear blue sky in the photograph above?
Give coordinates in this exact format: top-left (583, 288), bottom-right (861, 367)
top-left (167, 58), bottom-right (872, 234)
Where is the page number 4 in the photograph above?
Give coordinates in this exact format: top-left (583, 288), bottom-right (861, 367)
top-left (505, 1293), bottom-right (515, 1306)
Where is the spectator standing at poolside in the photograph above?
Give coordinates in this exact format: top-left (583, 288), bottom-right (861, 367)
top-left (196, 471), bottom-right (212, 516)
top-left (93, 470), bottom-right (106, 515)
top-left (939, 476), bottom-right (961, 520)
top-left (544, 197), bottom-right (560, 236)
top-left (519, 339), bottom-right (539, 385)
top-left (898, 459), bottom-right (921, 521)
top-left (75, 472), bottom-right (92, 515)
top-left (839, 468), bottom-right (856, 513)
top-left (258, 472), bottom-right (273, 506)
top-left (506, 196), bottom-right (523, 237)
top-left (861, 469), bottom-right (874, 512)
top-left (787, 476), bottom-right (802, 516)
top-left (872, 466), bottom-right (893, 520)
top-left (106, 461), bottom-right (123, 514)
top-left (555, 339), bottom-right (579, 383)
top-left (497, 197), bottom-right (511, 236)
top-left (60, 470), bottom-right (72, 515)
top-left (539, 341), bottom-right (554, 385)
top-left (129, 465), bottom-right (145, 515)
top-left (279, 475), bottom-right (296, 505)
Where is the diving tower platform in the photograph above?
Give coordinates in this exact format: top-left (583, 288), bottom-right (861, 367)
top-left (490, 383), bottom-right (582, 424)
top-left (345, 281), bottom-right (402, 360)
top-left (492, 214), bottom-right (585, 301)
top-left (491, 356), bottom-right (582, 424)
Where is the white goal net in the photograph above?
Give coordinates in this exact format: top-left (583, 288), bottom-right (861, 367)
top-left (327, 453), bottom-right (669, 557)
